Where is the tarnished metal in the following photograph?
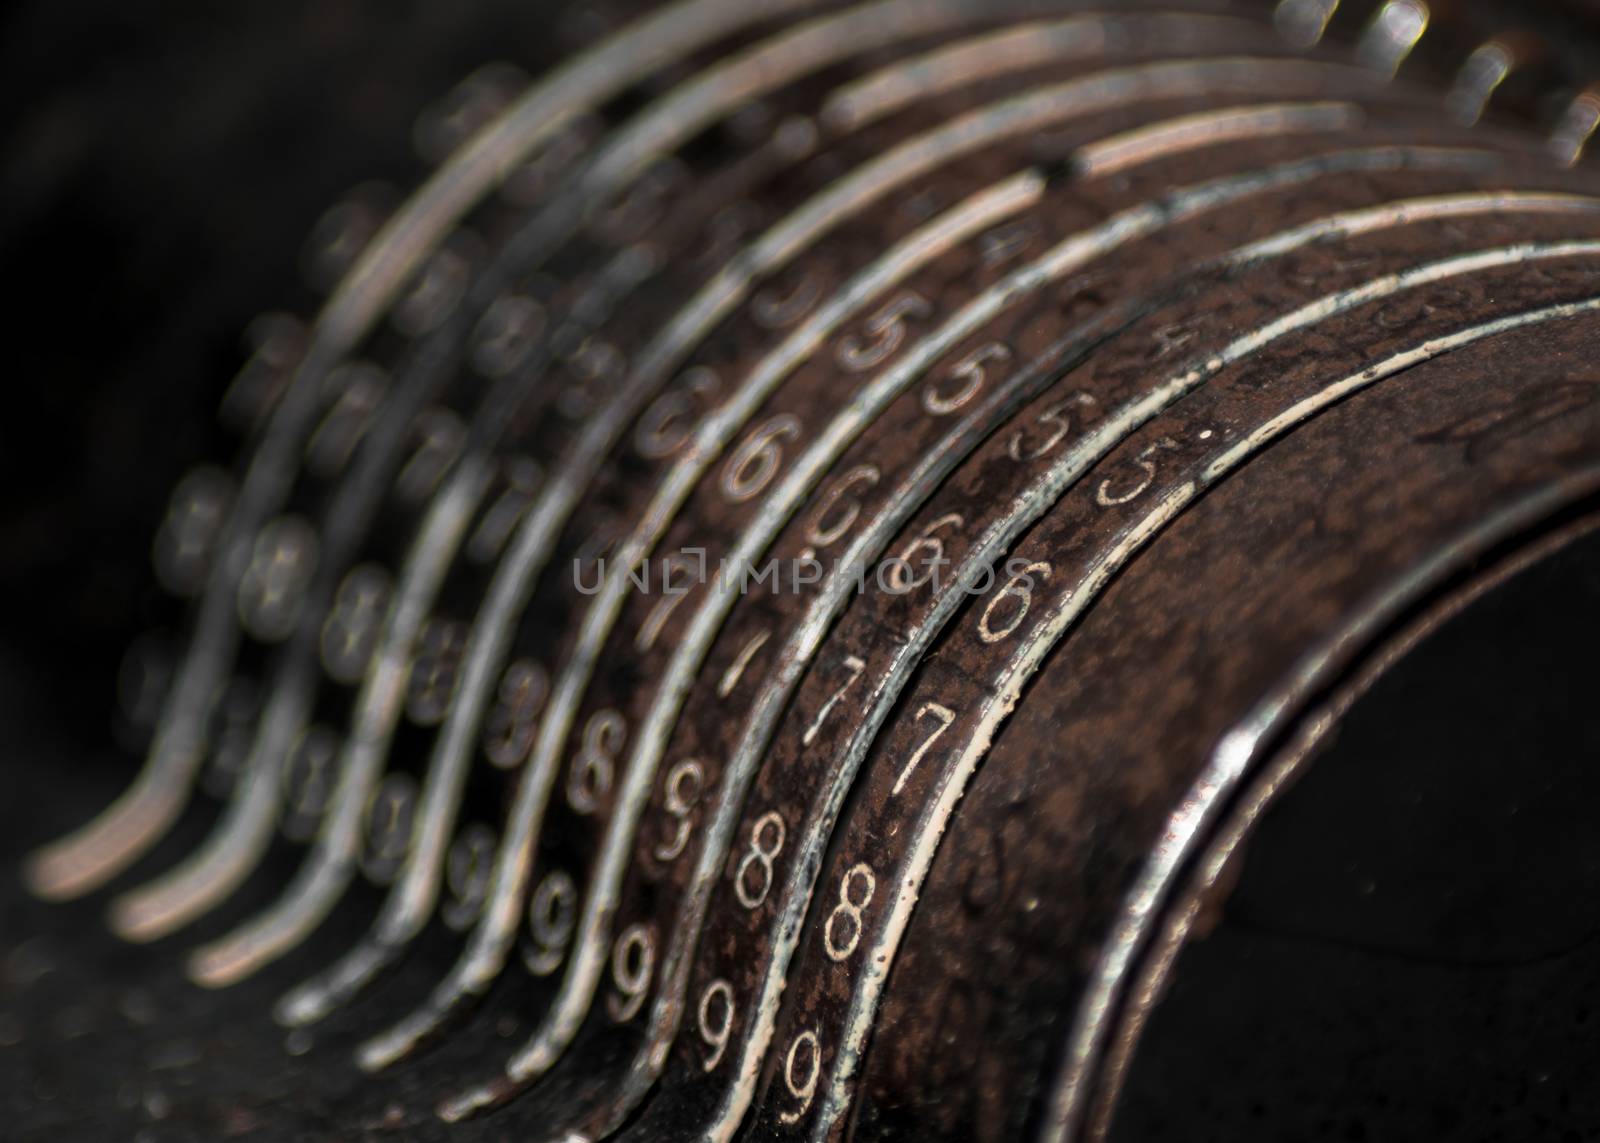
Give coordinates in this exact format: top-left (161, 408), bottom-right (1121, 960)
top-left (9, 0), bottom-right (1600, 1139)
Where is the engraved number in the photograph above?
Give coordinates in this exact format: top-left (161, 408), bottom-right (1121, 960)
top-left (467, 456), bottom-right (543, 564)
top-left (802, 655), bottom-right (866, 746)
top-left (471, 293), bottom-right (546, 379)
top-left (1007, 393), bottom-right (1096, 463)
top-left (280, 725), bottom-right (338, 841)
top-left (886, 512), bottom-right (963, 593)
top-left (636, 552), bottom-right (699, 652)
top-left (238, 516), bottom-right (319, 642)
top-left (698, 979), bottom-right (736, 1071)
top-left (320, 564), bottom-right (391, 683)
top-left (836, 291), bottom-right (931, 372)
top-left (653, 758), bottom-right (705, 863)
top-left (305, 364), bottom-right (385, 476)
top-left (893, 702), bottom-right (955, 796)
top-left (779, 1030), bottom-right (822, 1124)
top-left (824, 862), bottom-right (876, 961)
top-left (803, 465), bottom-right (879, 549)
top-left (735, 810), bottom-right (786, 909)
top-left (568, 708), bottom-right (626, 814)
top-left (721, 413), bottom-right (801, 503)
top-left (524, 869), bottom-right (576, 976)
top-left (153, 466), bottom-right (231, 596)
top-left (1095, 437), bottom-right (1178, 506)
top-left (752, 270), bottom-right (820, 330)
top-left (395, 408), bottom-right (467, 503)
top-left (361, 773), bottom-right (417, 885)
top-left (406, 617), bottom-right (468, 725)
top-left (978, 561), bottom-right (1051, 644)
top-left (483, 659), bottom-right (548, 769)
top-left (923, 341), bottom-right (1011, 415)
top-left (606, 923), bottom-right (656, 1022)
top-left (441, 824), bottom-right (496, 931)
top-left (635, 366), bottom-right (720, 459)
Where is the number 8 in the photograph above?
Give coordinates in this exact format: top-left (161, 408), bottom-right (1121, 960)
top-left (735, 811), bottom-right (785, 909)
top-left (568, 707), bottom-right (625, 813)
top-left (824, 862), bottom-right (876, 961)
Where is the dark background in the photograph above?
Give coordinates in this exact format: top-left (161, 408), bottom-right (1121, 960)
top-left (0, 5), bottom-right (594, 1139)
top-left (0, 0), bottom-right (598, 735)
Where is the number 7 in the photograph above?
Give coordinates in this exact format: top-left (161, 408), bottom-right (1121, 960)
top-left (893, 701), bottom-right (955, 795)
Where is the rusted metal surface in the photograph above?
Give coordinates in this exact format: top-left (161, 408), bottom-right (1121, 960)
top-left (10, 1), bottom-right (1600, 1139)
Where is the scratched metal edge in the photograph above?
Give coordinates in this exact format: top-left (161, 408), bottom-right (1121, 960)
top-left (1080, 501), bottom-right (1600, 1142)
top-left (366, 40), bottom-right (1427, 1101)
top-left (1040, 466), bottom-right (1600, 1143)
top-left (745, 262), bottom-right (1600, 1139)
